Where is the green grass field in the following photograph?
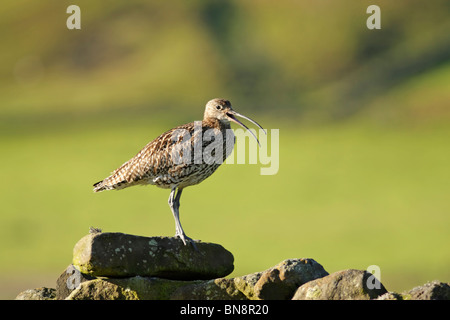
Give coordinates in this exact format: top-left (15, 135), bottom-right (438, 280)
top-left (1, 116), bottom-right (448, 298)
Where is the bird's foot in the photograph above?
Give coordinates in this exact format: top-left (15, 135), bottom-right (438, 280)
top-left (174, 232), bottom-right (199, 251)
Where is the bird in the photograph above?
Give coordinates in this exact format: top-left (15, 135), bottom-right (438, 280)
top-left (93, 98), bottom-right (265, 248)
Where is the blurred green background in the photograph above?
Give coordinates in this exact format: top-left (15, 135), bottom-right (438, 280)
top-left (1, 0), bottom-right (449, 299)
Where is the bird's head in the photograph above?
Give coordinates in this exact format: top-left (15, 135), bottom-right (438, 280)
top-left (204, 98), bottom-right (266, 146)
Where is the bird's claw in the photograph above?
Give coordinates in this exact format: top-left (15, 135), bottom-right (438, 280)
top-left (175, 233), bottom-right (199, 251)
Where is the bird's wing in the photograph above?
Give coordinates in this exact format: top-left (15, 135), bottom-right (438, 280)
top-left (94, 123), bottom-right (196, 191)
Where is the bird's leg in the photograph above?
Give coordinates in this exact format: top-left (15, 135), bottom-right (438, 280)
top-left (170, 188), bottom-right (183, 238)
top-left (169, 188), bottom-right (185, 239)
top-left (173, 188), bottom-right (183, 237)
top-left (168, 187), bottom-right (198, 250)
top-left (168, 188), bottom-right (182, 237)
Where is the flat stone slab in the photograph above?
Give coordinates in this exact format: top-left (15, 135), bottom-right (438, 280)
top-left (72, 232), bottom-right (234, 280)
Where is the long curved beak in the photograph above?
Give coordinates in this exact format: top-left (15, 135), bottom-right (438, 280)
top-left (226, 110), bottom-right (266, 147)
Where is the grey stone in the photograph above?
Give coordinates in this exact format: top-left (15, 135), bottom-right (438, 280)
top-left (67, 278), bottom-right (137, 300)
top-left (253, 258), bottom-right (329, 300)
top-left (292, 269), bottom-right (387, 300)
top-left (377, 281), bottom-right (450, 300)
top-left (376, 292), bottom-right (408, 300)
top-left (72, 232), bottom-right (234, 280)
top-left (232, 271), bottom-right (264, 300)
top-left (15, 287), bottom-right (56, 300)
top-left (56, 264), bottom-right (95, 299)
top-left (67, 277), bottom-right (194, 300)
top-left (406, 280), bottom-right (450, 300)
top-left (171, 278), bottom-right (248, 300)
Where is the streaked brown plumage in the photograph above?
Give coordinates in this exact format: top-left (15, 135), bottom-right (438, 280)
top-left (93, 98), bottom-right (264, 248)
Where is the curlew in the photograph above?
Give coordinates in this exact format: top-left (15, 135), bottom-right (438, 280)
top-left (93, 98), bottom-right (265, 248)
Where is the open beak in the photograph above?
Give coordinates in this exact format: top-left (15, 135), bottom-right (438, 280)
top-left (226, 110), bottom-right (266, 147)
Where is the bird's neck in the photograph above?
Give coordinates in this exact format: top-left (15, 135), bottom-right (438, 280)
top-left (202, 117), bottom-right (231, 131)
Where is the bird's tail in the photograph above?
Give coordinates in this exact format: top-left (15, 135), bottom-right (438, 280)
top-left (93, 158), bottom-right (136, 192)
top-left (93, 176), bottom-right (129, 192)
top-left (93, 180), bottom-right (107, 192)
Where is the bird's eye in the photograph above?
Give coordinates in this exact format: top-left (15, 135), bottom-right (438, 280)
top-left (216, 105), bottom-right (222, 110)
